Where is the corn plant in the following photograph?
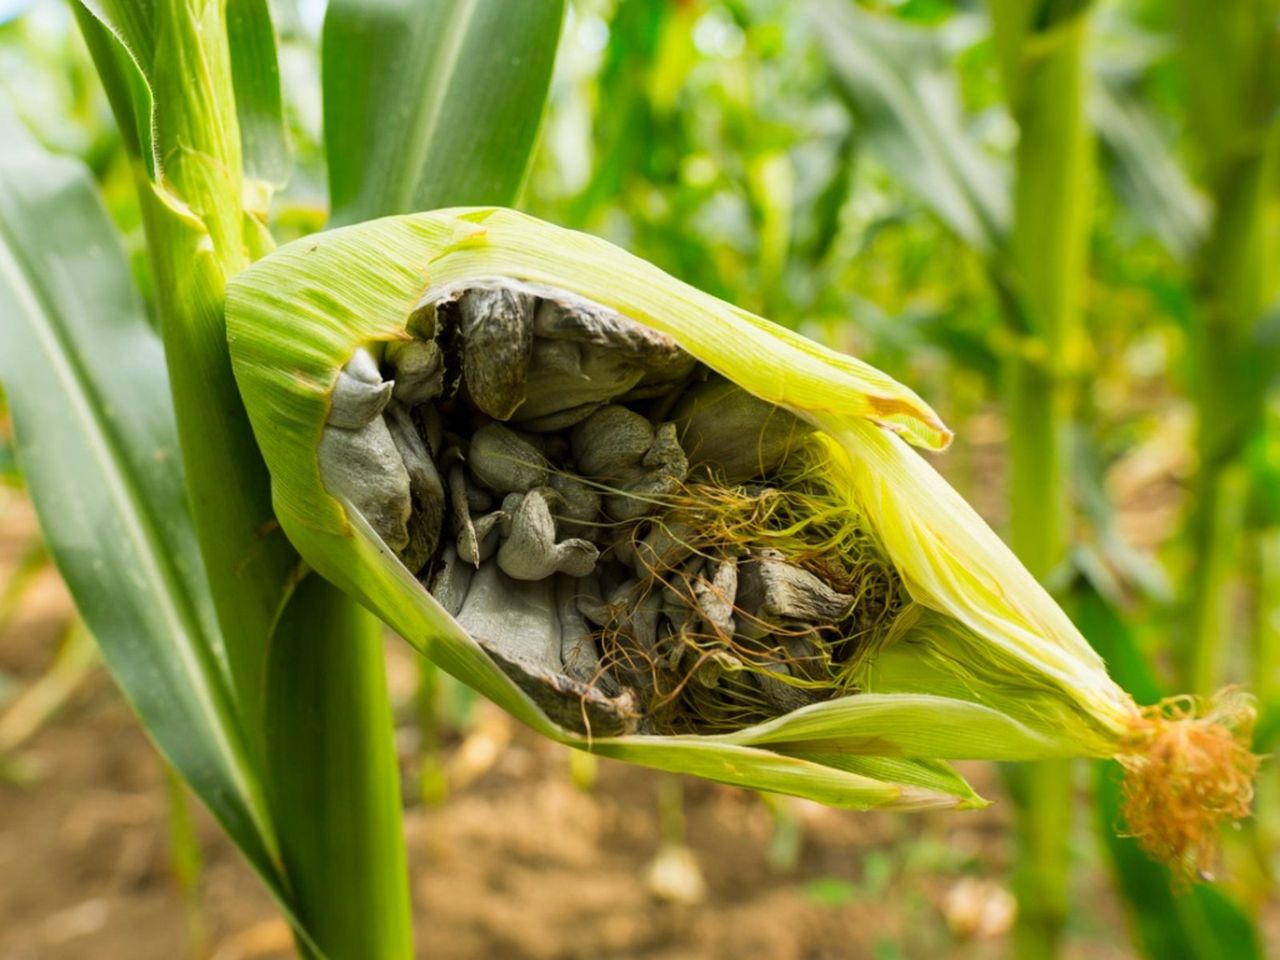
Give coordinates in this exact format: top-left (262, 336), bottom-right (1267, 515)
top-left (811, 0), bottom-right (1273, 955)
top-left (0, 1), bottom-right (1261, 957)
top-left (1, 0), bottom-right (563, 954)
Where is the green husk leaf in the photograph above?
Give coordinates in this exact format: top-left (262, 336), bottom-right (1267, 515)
top-left (227, 207), bottom-right (982, 809)
top-left (225, 207), bottom-right (1257, 837)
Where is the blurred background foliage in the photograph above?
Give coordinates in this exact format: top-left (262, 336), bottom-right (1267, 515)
top-left (0, 0), bottom-right (1277, 956)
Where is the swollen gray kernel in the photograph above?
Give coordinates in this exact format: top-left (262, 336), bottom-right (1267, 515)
top-left (459, 287), bottom-right (536, 419)
top-left (430, 546), bottom-right (473, 617)
top-left (385, 400), bottom-right (444, 571)
top-left (468, 423), bottom-right (550, 494)
top-left (515, 338), bottom-right (628, 426)
top-left (673, 379), bottom-right (813, 483)
top-left (449, 464), bottom-right (479, 563)
top-left (453, 561), bottom-right (640, 735)
top-left (737, 549), bottom-right (854, 623)
top-left (512, 291), bottom-right (694, 425)
top-left (318, 416), bottom-right (411, 550)
top-left (530, 290), bottom-right (691, 371)
top-left (457, 562), bottom-right (562, 670)
top-left (465, 481), bottom-right (494, 514)
top-left (571, 405), bottom-right (655, 477)
top-left (694, 557), bottom-right (738, 640)
top-left (386, 339), bottom-right (445, 405)
top-left (497, 488), bottom-right (600, 581)
top-left (458, 507), bottom-right (505, 566)
top-left (606, 422), bottom-right (689, 522)
top-left (547, 473), bottom-right (602, 539)
top-left (328, 348), bottom-right (393, 428)
top-left (603, 587), bottom-right (663, 700)
top-left (419, 405), bottom-right (444, 457)
top-left (557, 576), bottom-right (609, 687)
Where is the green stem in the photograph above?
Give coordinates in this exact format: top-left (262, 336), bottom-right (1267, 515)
top-left (1253, 529), bottom-right (1280, 895)
top-left (131, 0), bottom-right (296, 737)
top-left (990, 4), bottom-right (1094, 956)
top-left (1186, 464), bottom-right (1249, 694)
top-left (1004, 351), bottom-right (1074, 959)
top-left (1180, 126), bottom-right (1276, 694)
top-left (81, 3), bottom-right (417, 953)
top-left (1257, 530), bottom-right (1280, 738)
top-left (267, 575), bottom-right (413, 960)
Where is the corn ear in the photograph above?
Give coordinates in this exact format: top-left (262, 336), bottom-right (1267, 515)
top-left (226, 208), bottom-right (1256, 860)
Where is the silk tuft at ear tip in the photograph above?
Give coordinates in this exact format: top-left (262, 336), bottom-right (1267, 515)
top-left (1118, 690), bottom-right (1259, 885)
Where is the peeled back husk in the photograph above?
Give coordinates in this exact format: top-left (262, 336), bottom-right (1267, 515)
top-left (226, 208), bottom-right (1257, 872)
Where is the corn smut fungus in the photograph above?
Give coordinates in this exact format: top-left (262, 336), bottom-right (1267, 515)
top-left (319, 277), bottom-right (897, 737)
top-left (214, 204), bottom-right (1260, 881)
top-left (310, 271), bottom-right (1258, 882)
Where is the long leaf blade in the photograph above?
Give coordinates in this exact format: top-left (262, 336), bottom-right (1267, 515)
top-left (0, 134), bottom-right (286, 905)
top-left (1093, 79), bottom-right (1207, 261)
top-left (809, 1), bottom-right (1010, 256)
top-left (228, 0), bottom-right (291, 188)
top-left (322, 0), bottom-right (566, 224)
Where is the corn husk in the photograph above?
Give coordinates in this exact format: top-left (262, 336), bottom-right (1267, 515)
top-left (226, 208), bottom-right (1255, 866)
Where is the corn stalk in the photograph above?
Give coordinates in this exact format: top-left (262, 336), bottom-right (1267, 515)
top-left (1175, 0), bottom-right (1280, 696)
top-left (70, 2), bottom-right (412, 954)
top-left (0, 0), bottom-right (563, 954)
top-left (989, 3), bottom-right (1094, 955)
top-left (813, 0), bottom-right (1094, 949)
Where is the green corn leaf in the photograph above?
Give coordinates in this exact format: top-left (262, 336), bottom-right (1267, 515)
top-left (75, 0), bottom-right (301, 734)
top-left (322, 0), bottom-right (567, 225)
top-left (808, 0), bottom-right (1010, 257)
top-left (0, 130), bottom-right (310, 941)
top-left (72, 1), bottom-right (156, 171)
top-left (227, 0), bottom-right (291, 189)
top-left (1094, 79), bottom-right (1208, 262)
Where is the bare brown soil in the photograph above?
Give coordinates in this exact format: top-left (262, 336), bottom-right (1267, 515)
top-left (0, 492), bottom-right (1141, 960)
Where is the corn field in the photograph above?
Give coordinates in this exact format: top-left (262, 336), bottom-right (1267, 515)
top-left (0, 0), bottom-right (1276, 957)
